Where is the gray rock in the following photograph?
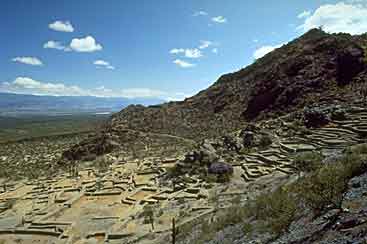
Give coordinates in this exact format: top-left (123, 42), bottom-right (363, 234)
top-left (208, 162), bottom-right (233, 175)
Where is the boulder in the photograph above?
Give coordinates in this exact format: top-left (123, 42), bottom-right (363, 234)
top-left (199, 140), bottom-right (220, 165)
top-left (208, 162), bottom-right (234, 175)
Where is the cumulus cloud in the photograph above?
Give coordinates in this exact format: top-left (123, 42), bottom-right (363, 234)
top-left (184, 48), bottom-right (202, 58)
top-left (12, 57), bottom-right (43, 66)
top-left (94, 60), bottom-right (115, 70)
top-left (48, 20), bottom-right (74, 32)
top-left (170, 48), bottom-right (203, 58)
top-left (43, 40), bottom-right (66, 50)
top-left (0, 77), bottom-right (171, 99)
top-left (5, 77), bottom-right (84, 96)
top-left (173, 59), bottom-right (195, 68)
top-left (43, 37), bottom-right (102, 53)
top-left (298, 2), bottom-right (367, 35)
top-left (211, 16), bottom-right (227, 23)
top-left (169, 48), bottom-right (185, 54)
top-left (94, 60), bottom-right (109, 66)
top-left (297, 10), bottom-right (311, 19)
top-left (70, 36), bottom-right (103, 52)
top-left (193, 11), bottom-right (208, 16)
top-left (253, 44), bottom-right (283, 59)
top-left (199, 40), bottom-right (213, 49)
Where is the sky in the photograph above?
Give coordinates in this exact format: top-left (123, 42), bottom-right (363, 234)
top-left (1, 0), bottom-right (367, 101)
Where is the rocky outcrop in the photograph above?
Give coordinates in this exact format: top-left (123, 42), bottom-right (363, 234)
top-left (271, 172), bottom-right (367, 244)
top-left (61, 134), bottom-right (120, 161)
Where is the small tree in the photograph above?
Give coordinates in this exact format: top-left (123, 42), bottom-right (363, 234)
top-left (95, 156), bottom-right (110, 173)
top-left (142, 205), bottom-right (155, 231)
top-left (171, 218), bottom-right (178, 244)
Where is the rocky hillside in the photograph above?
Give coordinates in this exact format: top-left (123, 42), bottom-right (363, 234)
top-left (110, 29), bottom-right (366, 135)
top-left (63, 28), bottom-right (367, 160)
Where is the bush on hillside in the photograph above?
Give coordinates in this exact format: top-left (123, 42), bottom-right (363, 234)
top-left (294, 151), bottom-right (324, 172)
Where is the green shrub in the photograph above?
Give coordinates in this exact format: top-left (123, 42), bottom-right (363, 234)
top-left (142, 205), bottom-right (155, 229)
top-left (296, 152), bottom-right (365, 210)
top-left (294, 151), bottom-right (324, 172)
top-left (259, 134), bottom-right (272, 149)
top-left (252, 187), bottom-right (297, 234)
top-left (243, 222), bottom-right (253, 235)
top-left (166, 165), bottom-right (181, 178)
top-left (297, 164), bottom-right (345, 209)
top-left (95, 156), bottom-right (111, 173)
top-left (217, 173), bottom-right (231, 183)
top-left (347, 143), bottom-right (367, 155)
top-left (202, 174), bottom-right (218, 183)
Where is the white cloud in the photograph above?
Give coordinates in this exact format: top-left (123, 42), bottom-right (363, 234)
top-left (199, 40), bottom-right (212, 49)
top-left (43, 40), bottom-right (66, 50)
top-left (0, 77), bottom-right (170, 99)
top-left (7, 77), bottom-right (84, 96)
top-left (211, 16), bottom-right (227, 23)
top-left (173, 59), bottom-right (195, 68)
top-left (297, 10), bottom-right (311, 19)
top-left (70, 36), bottom-right (103, 52)
top-left (48, 20), bottom-right (74, 32)
top-left (170, 48), bottom-right (202, 58)
top-left (13, 77), bottom-right (41, 88)
top-left (184, 48), bottom-right (203, 58)
top-left (253, 44), bottom-right (282, 59)
top-left (170, 48), bottom-right (185, 54)
top-left (94, 59), bottom-right (115, 70)
top-left (298, 2), bottom-right (367, 35)
top-left (44, 38), bottom-right (102, 53)
top-left (12, 57), bottom-right (43, 66)
top-left (193, 11), bottom-right (208, 16)
top-left (212, 48), bottom-right (218, 54)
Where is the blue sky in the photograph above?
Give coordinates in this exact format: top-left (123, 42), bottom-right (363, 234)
top-left (0, 0), bottom-right (366, 100)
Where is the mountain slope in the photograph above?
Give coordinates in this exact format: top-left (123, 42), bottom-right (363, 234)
top-left (63, 29), bottom-right (367, 160)
top-left (110, 29), bottom-right (366, 138)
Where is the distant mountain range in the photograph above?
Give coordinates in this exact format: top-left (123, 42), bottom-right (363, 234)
top-left (0, 92), bottom-right (164, 116)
